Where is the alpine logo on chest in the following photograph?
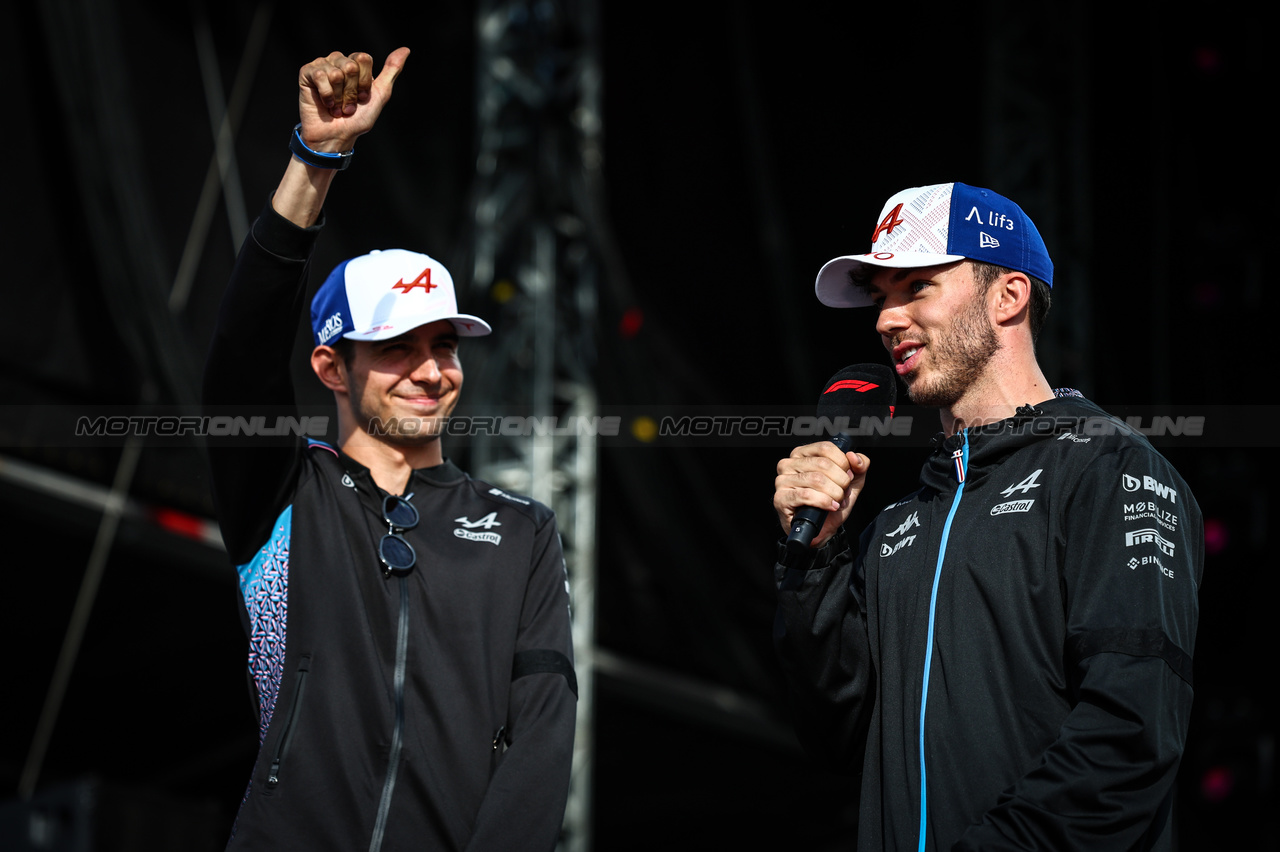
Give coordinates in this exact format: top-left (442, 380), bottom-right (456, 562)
top-left (454, 512), bottom-right (503, 545)
top-left (880, 511), bottom-right (920, 558)
top-left (990, 468), bottom-right (1042, 515)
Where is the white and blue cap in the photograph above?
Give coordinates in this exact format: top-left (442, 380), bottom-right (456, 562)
top-left (815, 182), bottom-right (1054, 308)
top-left (310, 248), bottom-right (491, 346)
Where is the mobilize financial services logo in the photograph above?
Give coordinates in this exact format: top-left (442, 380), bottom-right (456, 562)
top-left (1124, 501), bottom-right (1179, 532)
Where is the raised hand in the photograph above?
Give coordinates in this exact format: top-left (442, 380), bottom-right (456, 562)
top-left (296, 47), bottom-right (410, 154)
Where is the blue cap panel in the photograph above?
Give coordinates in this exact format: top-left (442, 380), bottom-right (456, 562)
top-left (947, 183), bottom-right (1054, 286)
top-left (310, 258), bottom-right (354, 345)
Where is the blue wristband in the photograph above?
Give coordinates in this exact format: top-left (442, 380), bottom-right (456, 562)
top-left (288, 123), bottom-right (354, 170)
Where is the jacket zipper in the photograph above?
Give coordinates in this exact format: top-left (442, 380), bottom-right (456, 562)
top-left (265, 654), bottom-right (311, 792)
top-left (917, 432), bottom-right (969, 852)
top-left (368, 577), bottom-right (410, 852)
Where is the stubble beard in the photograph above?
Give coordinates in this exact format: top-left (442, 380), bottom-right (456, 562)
top-left (902, 288), bottom-right (1001, 408)
top-left (348, 376), bottom-right (451, 446)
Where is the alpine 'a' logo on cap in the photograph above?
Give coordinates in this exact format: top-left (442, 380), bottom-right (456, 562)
top-left (871, 203), bottom-right (905, 243)
top-left (392, 268), bottom-right (438, 294)
top-left (824, 380), bottom-right (880, 394)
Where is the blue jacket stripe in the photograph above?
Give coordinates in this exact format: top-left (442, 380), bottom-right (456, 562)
top-left (918, 434), bottom-right (969, 852)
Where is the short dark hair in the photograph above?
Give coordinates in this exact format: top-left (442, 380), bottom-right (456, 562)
top-left (969, 261), bottom-right (1051, 343)
top-left (330, 337), bottom-right (355, 366)
top-left (848, 264), bottom-right (876, 299)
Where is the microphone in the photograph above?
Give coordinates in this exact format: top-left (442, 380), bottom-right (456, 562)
top-left (785, 363), bottom-right (896, 559)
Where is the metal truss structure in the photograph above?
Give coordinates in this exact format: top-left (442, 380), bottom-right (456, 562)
top-left (981, 2), bottom-right (1094, 395)
top-left (463, 2), bottom-right (604, 848)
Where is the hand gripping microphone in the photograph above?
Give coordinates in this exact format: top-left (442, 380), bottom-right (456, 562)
top-left (784, 363), bottom-right (896, 559)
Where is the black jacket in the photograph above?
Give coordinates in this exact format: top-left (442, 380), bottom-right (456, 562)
top-left (774, 396), bottom-right (1201, 851)
top-left (204, 202), bottom-right (576, 851)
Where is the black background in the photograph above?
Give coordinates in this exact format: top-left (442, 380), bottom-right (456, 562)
top-left (3, 1), bottom-right (1272, 849)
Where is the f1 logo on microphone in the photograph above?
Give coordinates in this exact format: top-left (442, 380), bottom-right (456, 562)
top-left (824, 380), bottom-right (880, 394)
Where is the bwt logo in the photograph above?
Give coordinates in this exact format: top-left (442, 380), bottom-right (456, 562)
top-left (1121, 473), bottom-right (1178, 504)
top-left (881, 535), bottom-right (916, 558)
top-left (1125, 528), bottom-right (1176, 557)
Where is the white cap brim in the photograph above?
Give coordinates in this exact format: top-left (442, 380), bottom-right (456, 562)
top-left (344, 312), bottom-right (493, 340)
top-left (815, 251), bottom-right (967, 308)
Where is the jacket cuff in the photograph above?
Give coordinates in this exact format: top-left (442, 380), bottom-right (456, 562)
top-left (250, 194), bottom-right (325, 262)
top-left (775, 525), bottom-right (849, 573)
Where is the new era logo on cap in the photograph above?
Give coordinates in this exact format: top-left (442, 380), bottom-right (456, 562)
top-left (814, 182), bottom-right (1054, 308)
top-left (310, 249), bottom-right (492, 345)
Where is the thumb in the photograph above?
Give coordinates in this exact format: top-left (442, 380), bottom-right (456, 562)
top-left (376, 47), bottom-right (411, 92)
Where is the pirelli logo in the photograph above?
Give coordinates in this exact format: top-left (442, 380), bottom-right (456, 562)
top-left (1125, 528), bottom-right (1176, 557)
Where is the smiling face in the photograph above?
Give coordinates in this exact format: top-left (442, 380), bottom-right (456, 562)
top-left (338, 319), bottom-right (463, 445)
top-left (866, 261), bottom-right (1001, 409)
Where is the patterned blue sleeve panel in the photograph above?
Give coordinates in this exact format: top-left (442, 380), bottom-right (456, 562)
top-left (236, 505), bottom-right (291, 745)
